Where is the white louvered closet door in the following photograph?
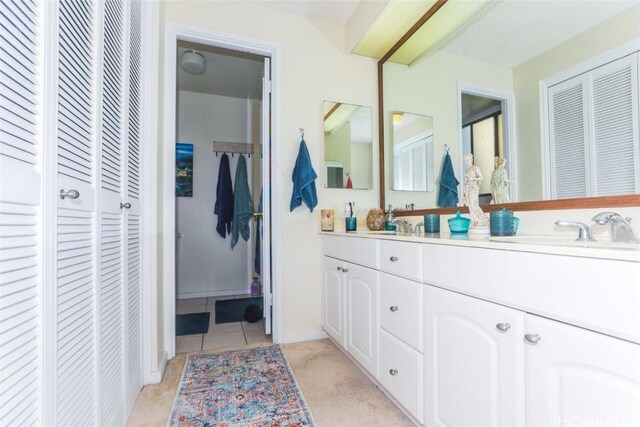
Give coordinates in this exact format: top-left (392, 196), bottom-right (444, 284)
top-left (591, 54), bottom-right (639, 196)
top-left (0, 0), bottom-right (42, 425)
top-left (124, 0), bottom-right (143, 413)
top-left (99, 0), bottom-right (126, 425)
top-left (549, 76), bottom-right (589, 199)
top-left (55, 0), bottom-right (100, 425)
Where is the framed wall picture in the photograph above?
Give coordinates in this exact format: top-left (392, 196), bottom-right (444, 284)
top-left (176, 143), bottom-right (194, 197)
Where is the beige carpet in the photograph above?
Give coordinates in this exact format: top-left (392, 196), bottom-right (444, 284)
top-left (127, 339), bottom-right (414, 426)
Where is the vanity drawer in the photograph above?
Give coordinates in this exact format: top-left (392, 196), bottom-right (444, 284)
top-left (379, 330), bottom-right (424, 423)
top-left (379, 273), bottom-right (424, 352)
top-left (323, 236), bottom-right (378, 269)
top-left (379, 240), bottom-right (423, 281)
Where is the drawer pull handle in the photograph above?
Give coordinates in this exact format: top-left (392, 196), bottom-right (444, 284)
top-left (389, 369), bottom-right (398, 376)
top-left (337, 266), bottom-right (342, 271)
top-left (389, 306), bottom-right (399, 312)
top-left (390, 256), bottom-right (399, 262)
top-left (496, 323), bottom-right (511, 333)
top-left (524, 333), bottom-right (541, 345)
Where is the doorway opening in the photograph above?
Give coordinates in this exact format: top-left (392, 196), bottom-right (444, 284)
top-left (174, 41), bottom-right (272, 353)
top-left (458, 83), bottom-right (516, 203)
top-left (163, 25), bottom-right (282, 359)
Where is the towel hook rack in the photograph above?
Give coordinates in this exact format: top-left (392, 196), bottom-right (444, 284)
top-left (444, 144), bottom-right (450, 154)
top-left (299, 128), bottom-right (305, 139)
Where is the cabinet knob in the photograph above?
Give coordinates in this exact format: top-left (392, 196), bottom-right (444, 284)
top-left (120, 202), bottom-right (132, 209)
top-left (390, 256), bottom-right (399, 262)
top-left (389, 306), bottom-right (399, 312)
top-left (337, 266), bottom-right (342, 271)
top-left (524, 333), bottom-right (541, 345)
top-left (342, 268), bottom-right (348, 273)
top-left (59, 189), bottom-right (80, 200)
top-left (496, 322), bottom-right (511, 333)
top-left (389, 369), bottom-right (398, 376)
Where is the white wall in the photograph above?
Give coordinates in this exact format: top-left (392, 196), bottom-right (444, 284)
top-left (157, 0), bottom-right (380, 350)
top-left (176, 90), bottom-right (254, 299)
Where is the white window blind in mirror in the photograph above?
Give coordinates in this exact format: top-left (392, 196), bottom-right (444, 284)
top-left (0, 0), bottom-right (42, 425)
top-left (548, 53), bottom-right (639, 199)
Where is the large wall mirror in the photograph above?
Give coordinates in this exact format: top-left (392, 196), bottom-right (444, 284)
top-left (324, 101), bottom-right (373, 189)
top-left (380, 1), bottom-right (640, 212)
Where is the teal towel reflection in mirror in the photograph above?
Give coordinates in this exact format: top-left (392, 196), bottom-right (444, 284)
top-left (290, 139), bottom-right (318, 212)
top-left (438, 152), bottom-right (459, 208)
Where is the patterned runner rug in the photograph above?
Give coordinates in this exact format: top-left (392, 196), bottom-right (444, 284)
top-left (168, 345), bottom-right (315, 426)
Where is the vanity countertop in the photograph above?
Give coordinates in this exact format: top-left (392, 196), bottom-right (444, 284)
top-left (320, 231), bottom-right (640, 263)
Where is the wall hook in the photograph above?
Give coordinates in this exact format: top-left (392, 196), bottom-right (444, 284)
top-left (299, 128), bottom-right (305, 139)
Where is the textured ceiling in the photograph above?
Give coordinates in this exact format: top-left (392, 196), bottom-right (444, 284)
top-left (177, 41), bottom-right (265, 99)
top-left (440, 0), bottom-right (639, 68)
top-left (255, 0), bottom-right (361, 25)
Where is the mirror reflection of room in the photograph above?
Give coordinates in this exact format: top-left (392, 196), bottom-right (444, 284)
top-left (323, 101), bottom-right (373, 189)
top-left (460, 93), bottom-right (505, 204)
top-left (383, 1), bottom-right (640, 209)
top-left (391, 112), bottom-right (435, 192)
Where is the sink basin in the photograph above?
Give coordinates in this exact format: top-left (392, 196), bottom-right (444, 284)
top-left (488, 235), bottom-right (640, 251)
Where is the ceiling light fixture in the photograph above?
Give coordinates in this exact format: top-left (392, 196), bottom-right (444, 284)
top-left (180, 50), bottom-right (206, 75)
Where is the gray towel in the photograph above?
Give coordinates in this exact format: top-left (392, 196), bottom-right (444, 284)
top-left (231, 155), bottom-right (253, 249)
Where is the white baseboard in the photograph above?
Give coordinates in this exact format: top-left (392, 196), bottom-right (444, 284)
top-left (146, 351), bottom-right (168, 384)
top-left (177, 288), bottom-right (250, 300)
top-left (282, 330), bottom-right (328, 344)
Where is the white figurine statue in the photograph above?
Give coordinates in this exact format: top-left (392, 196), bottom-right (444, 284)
top-left (462, 153), bottom-right (489, 227)
top-left (490, 156), bottom-right (513, 204)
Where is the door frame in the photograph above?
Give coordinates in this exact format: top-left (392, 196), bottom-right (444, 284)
top-left (457, 82), bottom-right (517, 203)
top-left (162, 22), bottom-right (283, 358)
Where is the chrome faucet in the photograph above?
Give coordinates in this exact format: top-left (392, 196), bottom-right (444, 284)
top-left (555, 220), bottom-right (596, 241)
top-left (391, 218), bottom-right (413, 234)
top-left (592, 212), bottom-right (640, 243)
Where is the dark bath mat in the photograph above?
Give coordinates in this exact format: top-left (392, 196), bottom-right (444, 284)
top-left (215, 297), bottom-right (263, 324)
top-left (176, 312), bottom-right (210, 336)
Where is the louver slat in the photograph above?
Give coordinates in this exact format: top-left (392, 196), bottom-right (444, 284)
top-left (592, 58), bottom-right (638, 195)
top-left (0, 0), bottom-right (41, 425)
top-left (550, 80), bottom-right (587, 199)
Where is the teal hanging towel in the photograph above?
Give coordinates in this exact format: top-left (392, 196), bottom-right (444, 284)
top-left (290, 138), bottom-right (318, 212)
top-left (438, 151), bottom-right (459, 208)
top-left (231, 155), bottom-right (253, 249)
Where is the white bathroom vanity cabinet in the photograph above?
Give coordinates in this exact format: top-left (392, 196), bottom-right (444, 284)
top-left (321, 233), bottom-right (640, 426)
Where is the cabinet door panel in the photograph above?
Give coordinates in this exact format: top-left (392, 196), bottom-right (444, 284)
top-left (322, 257), bottom-right (346, 348)
top-left (425, 286), bottom-right (525, 426)
top-left (526, 314), bottom-right (640, 427)
top-left (346, 263), bottom-right (378, 376)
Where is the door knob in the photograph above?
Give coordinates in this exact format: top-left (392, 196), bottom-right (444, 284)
top-left (59, 189), bottom-right (80, 199)
top-left (120, 202), bottom-right (131, 209)
top-left (389, 369), bottom-right (398, 375)
top-left (389, 306), bottom-right (399, 312)
top-left (524, 333), bottom-right (541, 345)
top-left (496, 322), bottom-right (511, 333)
top-left (389, 256), bottom-right (399, 262)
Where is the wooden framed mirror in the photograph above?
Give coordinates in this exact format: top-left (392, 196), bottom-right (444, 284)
top-left (378, 0), bottom-right (640, 215)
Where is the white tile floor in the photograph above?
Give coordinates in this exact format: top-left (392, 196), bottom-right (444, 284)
top-left (175, 295), bottom-right (271, 354)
